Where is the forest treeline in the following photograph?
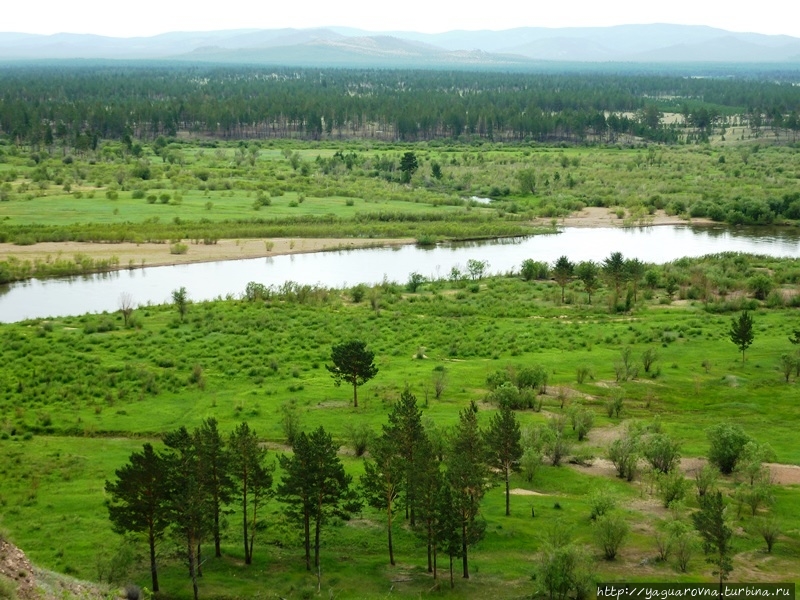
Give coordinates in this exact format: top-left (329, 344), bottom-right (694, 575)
top-left (2, 65), bottom-right (800, 145)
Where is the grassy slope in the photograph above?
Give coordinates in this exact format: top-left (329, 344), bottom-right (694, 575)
top-left (1, 265), bottom-right (799, 598)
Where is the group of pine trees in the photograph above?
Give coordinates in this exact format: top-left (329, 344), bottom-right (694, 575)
top-left (3, 66), bottom-right (800, 146)
top-left (105, 419), bottom-right (272, 598)
top-left (105, 391), bottom-right (524, 596)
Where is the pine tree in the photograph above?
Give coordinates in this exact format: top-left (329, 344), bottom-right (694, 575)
top-left (229, 422), bottom-right (273, 565)
top-left (552, 256), bottom-right (574, 304)
top-left (413, 440), bottom-right (443, 575)
top-left (729, 311), bottom-right (755, 364)
top-left (105, 443), bottom-right (170, 593)
top-left (278, 426), bottom-right (359, 571)
top-left (447, 406), bottom-right (489, 579)
top-left (326, 340), bottom-right (378, 408)
top-left (360, 436), bottom-right (404, 565)
top-left (383, 388), bottom-right (426, 525)
top-left (163, 427), bottom-right (213, 600)
top-left (196, 418), bottom-right (234, 559)
top-left (486, 404), bottom-right (523, 516)
top-left (693, 491), bottom-right (734, 594)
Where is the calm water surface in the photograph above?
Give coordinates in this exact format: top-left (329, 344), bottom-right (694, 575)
top-left (1, 225), bottom-right (798, 323)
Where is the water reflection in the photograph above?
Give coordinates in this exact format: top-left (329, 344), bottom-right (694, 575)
top-left (1, 225), bottom-right (798, 323)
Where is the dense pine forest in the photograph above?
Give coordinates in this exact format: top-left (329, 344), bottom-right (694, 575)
top-left (2, 65), bottom-right (800, 145)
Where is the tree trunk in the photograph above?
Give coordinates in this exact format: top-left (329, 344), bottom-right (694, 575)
top-left (148, 527), bottom-right (159, 592)
top-left (353, 381), bottom-right (358, 408)
top-left (426, 529), bottom-right (432, 573)
top-left (303, 511), bottom-right (311, 571)
top-left (243, 488), bottom-right (251, 564)
top-left (196, 542), bottom-right (202, 576)
top-left (462, 524), bottom-right (469, 579)
top-left (314, 516), bottom-right (322, 568)
top-left (505, 468), bottom-right (511, 516)
top-left (449, 553), bottom-right (454, 589)
top-left (432, 543), bottom-right (437, 580)
top-left (248, 494), bottom-right (257, 566)
top-left (387, 505), bottom-right (395, 566)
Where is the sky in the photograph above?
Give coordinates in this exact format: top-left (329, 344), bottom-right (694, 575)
top-left (4, 0), bottom-right (800, 39)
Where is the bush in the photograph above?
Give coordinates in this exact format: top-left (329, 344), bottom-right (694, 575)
top-left (350, 284), bottom-right (367, 303)
top-left (608, 433), bottom-right (638, 481)
top-left (576, 365), bottom-right (593, 384)
top-left (694, 464), bottom-right (719, 498)
top-left (754, 517), bottom-right (780, 553)
top-left (516, 364), bottom-right (548, 393)
top-left (280, 400), bottom-right (302, 445)
top-left (657, 470), bottom-right (690, 507)
top-left (169, 242), bottom-right (188, 255)
top-left (706, 423), bottom-right (752, 474)
top-left (536, 540), bottom-right (594, 600)
top-left (593, 513), bottom-right (629, 560)
top-left (344, 422), bottom-right (373, 457)
top-left (588, 486), bottom-right (617, 521)
top-left (642, 433), bottom-right (681, 474)
top-left (570, 406), bottom-right (594, 441)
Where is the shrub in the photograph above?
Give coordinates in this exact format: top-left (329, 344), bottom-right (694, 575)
top-left (657, 470), bottom-right (690, 507)
top-left (570, 406), bottom-right (594, 441)
top-left (694, 464), bottom-right (719, 498)
top-left (350, 284), bottom-right (367, 303)
top-left (169, 242), bottom-right (188, 255)
top-left (754, 517), bottom-right (780, 553)
top-left (516, 364), bottom-right (548, 393)
top-left (276, 400), bottom-right (300, 440)
top-left (706, 423), bottom-right (752, 474)
top-left (588, 486), bottom-right (617, 521)
top-left (344, 422), bottom-right (373, 457)
top-left (593, 513), bottom-right (629, 560)
top-left (642, 433), bottom-right (681, 474)
top-left (608, 433), bottom-right (638, 481)
top-left (576, 365), bottom-right (593, 384)
top-left (536, 540), bottom-right (594, 600)
top-left (520, 447), bottom-right (543, 483)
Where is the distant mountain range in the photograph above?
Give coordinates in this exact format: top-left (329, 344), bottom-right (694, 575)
top-left (2, 24), bottom-right (800, 66)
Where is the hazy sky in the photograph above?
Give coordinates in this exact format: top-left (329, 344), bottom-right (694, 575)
top-left (5, 0), bottom-right (800, 38)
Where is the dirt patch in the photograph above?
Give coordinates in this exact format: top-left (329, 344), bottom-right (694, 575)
top-left (509, 488), bottom-right (548, 496)
top-left (572, 454), bottom-right (800, 487)
top-left (586, 423), bottom-right (625, 447)
top-left (0, 538), bottom-right (111, 600)
top-left (533, 207), bottom-right (713, 229)
top-left (0, 237), bottom-right (414, 271)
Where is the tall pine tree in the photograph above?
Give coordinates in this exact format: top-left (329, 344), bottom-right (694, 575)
top-left (105, 443), bottom-right (170, 593)
top-left (486, 403), bottom-right (523, 516)
top-left (229, 422), bottom-right (273, 565)
top-left (447, 405), bottom-right (489, 579)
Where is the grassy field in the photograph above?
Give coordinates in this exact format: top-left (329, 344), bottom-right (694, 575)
top-left (1, 252), bottom-right (799, 598)
top-left (1, 141), bottom-right (799, 233)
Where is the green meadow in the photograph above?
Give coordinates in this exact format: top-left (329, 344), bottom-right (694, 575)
top-left (1, 141), bottom-right (799, 245)
top-left (1, 251), bottom-right (799, 598)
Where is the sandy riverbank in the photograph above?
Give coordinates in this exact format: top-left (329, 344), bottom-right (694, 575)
top-left (0, 209), bottom-right (709, 270)
top-left (0, 237), bottom-right (416, 270)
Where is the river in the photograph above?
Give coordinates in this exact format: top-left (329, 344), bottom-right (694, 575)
top-left (1, 225), bottom-right (798, 323)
